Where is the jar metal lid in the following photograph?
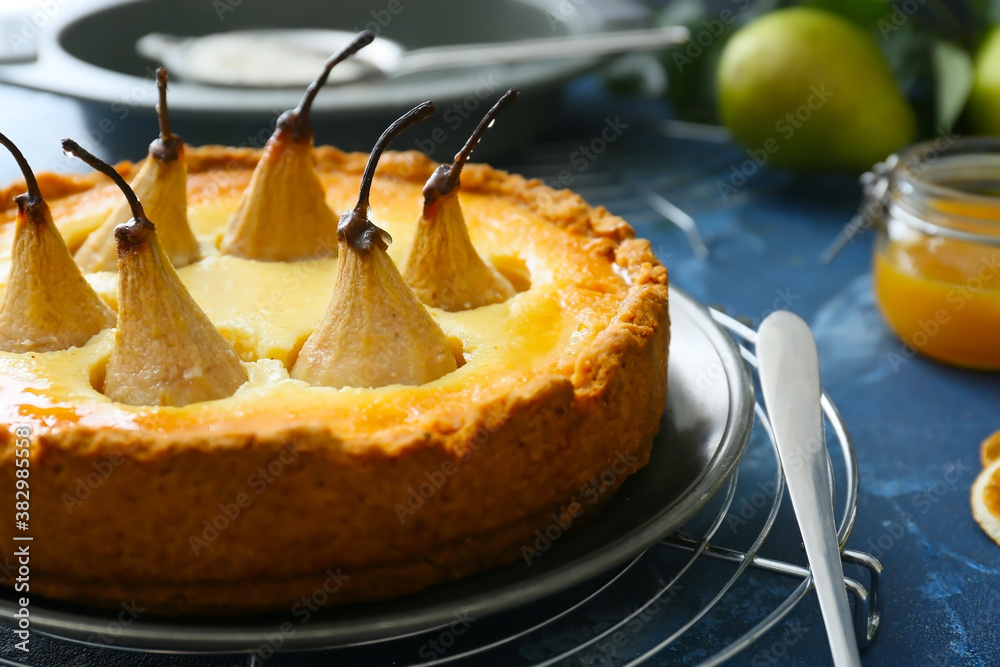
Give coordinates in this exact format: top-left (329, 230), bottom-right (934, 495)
top-left (822, 135), bottom-right (1000, 261)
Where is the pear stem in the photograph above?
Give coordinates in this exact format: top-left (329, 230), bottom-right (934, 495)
top-left (62, 139), bottom-right (154, 246)
top-left (280, 30), bottom-right (375, 142)
top-left (339, 101), bottom-right (435, 253)
top-left (150, 67), bottom-right (181, 162)
top-left (0, 131), bottom-right (42, 210)
top-left (423, 88), bottom-right (519, 208)
top-left (157, 67), bottom-right (171, 140)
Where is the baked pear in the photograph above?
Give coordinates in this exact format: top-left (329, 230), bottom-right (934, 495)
top-left (0, 132), bottom-right (115, 353)
top-left (63, 139), bottom-right (247, 407)
top-left (291, 102), bottom-right (458, 388)
top-left (220, 31), bottom-right (374, 261)
top-left (74, 68), bottom-right (199, 272)
top-left (403, 88), bottom-right (518, 311)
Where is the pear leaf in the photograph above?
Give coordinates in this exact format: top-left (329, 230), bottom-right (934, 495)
top-left (802, 0), bottom-right (891, 27)
top-left (932, 40), bottom-right (974, 132)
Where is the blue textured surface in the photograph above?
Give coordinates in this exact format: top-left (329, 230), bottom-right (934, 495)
top-left (0, 75), bottom-right (998, 666)
top-left (537, 79), bottom-right (1000, 667)
top-left (544, 79), bottom-right (1000, 667)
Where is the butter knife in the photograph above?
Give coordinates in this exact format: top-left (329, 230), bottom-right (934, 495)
top-left (757, 311), bottom-right (861, 667)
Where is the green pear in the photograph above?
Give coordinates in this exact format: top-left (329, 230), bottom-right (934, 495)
top-left (716, 7), bottom-right (915, 172)
top-left (968, 26), bottom-right (1000, 136)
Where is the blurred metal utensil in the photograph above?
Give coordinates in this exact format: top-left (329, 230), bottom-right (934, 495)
top-left (757, 311), bottom-right (862, 667)
top-left (0, 13), bottom-right (38, 63)
top-left (642, 189), bottom-right (710, 259)
top-left (136, 26), bottom-right (689, 88)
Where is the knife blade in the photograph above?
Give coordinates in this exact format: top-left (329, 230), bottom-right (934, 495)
top-left (757, 311), bottom-right (861, 667)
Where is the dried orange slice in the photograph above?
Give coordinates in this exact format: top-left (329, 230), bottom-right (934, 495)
top-left (971, 456), bottom-right (1000, 547)
top-left (981, 429), bottom-right (1000, 467)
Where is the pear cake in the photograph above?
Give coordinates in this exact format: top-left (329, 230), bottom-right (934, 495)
top-left (0, 43), bottom-right (669, 615)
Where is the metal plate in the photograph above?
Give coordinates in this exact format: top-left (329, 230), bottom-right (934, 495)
top-left (0, 0), bottom-right (648, 156)
top-left (0, 286), bottom-right (754, 653)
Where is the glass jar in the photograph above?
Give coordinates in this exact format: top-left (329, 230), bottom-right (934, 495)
top-left (871, 136), bottom-right (1000, 370)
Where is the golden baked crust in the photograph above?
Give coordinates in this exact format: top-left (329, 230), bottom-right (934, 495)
top-left (0, 145), bottom-right (669, 614)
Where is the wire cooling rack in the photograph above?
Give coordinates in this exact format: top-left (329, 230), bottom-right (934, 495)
top-left (0, 309), bottom-right (882, 667)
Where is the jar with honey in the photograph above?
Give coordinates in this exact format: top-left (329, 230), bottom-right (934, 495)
top-left (871, 136), bottom-right (1000, 370)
